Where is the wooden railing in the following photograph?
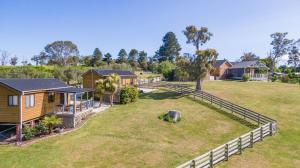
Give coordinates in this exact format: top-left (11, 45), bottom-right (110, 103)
top-left (140, 82), bottom-right (277, 168)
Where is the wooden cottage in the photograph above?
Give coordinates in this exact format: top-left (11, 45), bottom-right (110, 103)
top-left (210, 59), bottom-right (232, 80)
top-left (0, 78), bottom-right (94, 141)
top-left (82, 69), bottom-right (137, 102)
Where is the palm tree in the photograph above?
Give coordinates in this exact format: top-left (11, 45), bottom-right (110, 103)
top-left (42, 115), bottom-right (62, 134)
top-left (104, 74), bottom-right (120, 106)
top-left (95, 79), bottom-right (105, 107)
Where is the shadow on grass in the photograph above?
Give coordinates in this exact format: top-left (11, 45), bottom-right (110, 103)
top-left (139, 90), bottom-right (184, 100)
top-left (185, 96), bottom-right (258, 129)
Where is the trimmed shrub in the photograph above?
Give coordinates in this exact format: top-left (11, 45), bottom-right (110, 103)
top-left (120, 86), bottom-right (138, 104)
top-left (271, 76), bottom-right (278, 82)
top-left (242, 74), bottom-right (249, 82)
top-left (22, 125), bottom-right (35, 140)
top-left (280, 76), bottom-right (290, 83)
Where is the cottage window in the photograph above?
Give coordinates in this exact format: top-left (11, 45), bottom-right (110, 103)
top-left (48, 92), bottom-right (55, 103)
top-left (26, 95), bottom-right (35, 107)
top-left (8, 95), bottom-right (18, 106)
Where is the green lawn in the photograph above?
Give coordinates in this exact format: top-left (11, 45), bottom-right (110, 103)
top-left (0, 90), bottom-right (250, 168)
top-left (197, 81), bottom-right (300, 168)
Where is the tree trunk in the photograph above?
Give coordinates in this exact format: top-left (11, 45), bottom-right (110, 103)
top-left (99, 96), bottom-right (102, 107)
top-left (195, 78), bottom-right (202, 91)
top-left (110, 94), bottom-right (113, 107)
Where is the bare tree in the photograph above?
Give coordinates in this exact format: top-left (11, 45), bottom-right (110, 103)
top-left (0, 50), bottom-right (9, 65)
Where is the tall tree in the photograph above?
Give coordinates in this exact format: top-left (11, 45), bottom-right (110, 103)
top-left (177, 49), bottom-right (218, 91)
top-left (10, 56), bottom-right (18, 66)
top-left (117, 49), bottom-right (128, 63)
top-left (92, 48), bottom-right (103, 66)
top-left (270, 32), bottom-right (293, 72)
top-left (157, 32), bottom-right (181, 62)
top-left (183, 25), bottom-right (213, 50)
top-left (44, 41), bottom-right (79, 66)
top-left (240, 52), bottom-right (259, 61)
top-left (104, 53), bottom-right (112, 65)
top-left (138, 50), bottom-right (148, 70)
top-left (128, 49), bottom-right (139, 68)
top-left (288, 41), bottom-right (300, 69)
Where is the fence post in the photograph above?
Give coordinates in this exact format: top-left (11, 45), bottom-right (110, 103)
top-left (250, 131), bottom-right (253, 148)
top-left (210, 95), bottom-right (213, 104)
top-left (269, 122), bottom-right (273, 136)
top-left (225, 144), bottom-right (229, 161)
top-left (260, 126), bottom-right (263, 141)
top-left (238, 137), bottom-right (242, 154)
top-left (210, 150), bottom-right (213, 168)
top-left (190, 160), bottom-right (196, 168)
top-left (220, 100), bottom-right (222, 109)
top-left (257, 114), bottom-right (261, 126)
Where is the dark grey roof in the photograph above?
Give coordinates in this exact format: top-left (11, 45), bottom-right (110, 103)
top-left (214, 59), bottom-right (231, 68)
top-left (229, 61), bottom-right (268, 69)
top-left (94, 69), bottom-right (137, 77)
top-left (0, 78), bottom-right (69, 92)
top-left (52, 87), bottom-right (94, 93)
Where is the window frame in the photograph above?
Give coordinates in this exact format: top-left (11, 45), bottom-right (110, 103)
top-left (48, 92), bottom-right (55, 103)
top-left (25, 94), bottom-right (35, 108)
top-left (8, 95), bottom-right (18, 106)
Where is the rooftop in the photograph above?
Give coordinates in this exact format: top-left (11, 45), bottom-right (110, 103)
top-left (229, 61), bottom-right (268, 69)
top-left (93, 69), bottom-right (137, 77)
top-left (0, 78), bottom-right (69, 92)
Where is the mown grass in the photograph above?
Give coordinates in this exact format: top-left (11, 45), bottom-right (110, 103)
top-left (179, 80), bottom-right (300, 168)
top-left (0, 90), bottom-right (250, 168)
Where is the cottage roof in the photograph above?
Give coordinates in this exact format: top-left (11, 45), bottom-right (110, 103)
top-left (229, 61), bottom-right (268, 69)
top-left (0, 78), bottom-right (69, 92)
top-left (93, 69), bottom-right (137, 77)
top-left (214, 59), bottom-right (232, 68)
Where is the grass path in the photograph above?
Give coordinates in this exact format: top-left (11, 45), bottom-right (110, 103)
top-left (0, 90), bottom-right (250, 168)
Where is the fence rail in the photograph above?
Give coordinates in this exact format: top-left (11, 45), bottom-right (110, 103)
top-left (140, 82), bottom-right (277, 168)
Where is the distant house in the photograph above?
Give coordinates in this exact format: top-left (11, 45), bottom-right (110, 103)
top-left (210, 59), bottom-right (232, 80)
top-left (0, 78), bottom-right (94, 141)
top-left (227, 61), bottom-right (269, 80)
top-left (82, 69), bottom-right (137, 102)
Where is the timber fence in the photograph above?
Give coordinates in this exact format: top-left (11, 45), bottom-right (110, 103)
top-left (139, 82), bottom-right (277, 168)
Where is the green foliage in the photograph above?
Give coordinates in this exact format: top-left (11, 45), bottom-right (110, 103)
top-left (92, 48), bottom-right (103, 66)
top-left (23, 125), bottom-right (35, 140)
top-left (104, 53), bottom-right (112, 65)
top-left (156, 32), bottom-right (181, 62)
top-left (42, 115), bottom-right (62, 134)
top-left (183, 25), bottom-right (213, 50)
top-left (271, 76), bottom-right (278, 82)
top-left (157, 61), bottom-right (176, 80)
top-left (117, 49), bottom-right (128, 63)
top-left (138, 51), bottom-right (148, 70)
top-left (242, 74), bottom-right (249, 82)
top-left (128, 49), bottom-right (139, 68)
top-left (240, 52), bottom-right (259, 61)
top-left (33, 122), bottom-right (48, 135)
top-left (120, 86), bottom-right (138, 104)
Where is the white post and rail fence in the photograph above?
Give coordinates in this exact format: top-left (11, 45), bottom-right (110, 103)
top-left (139, 82), bottom-right (277, 168)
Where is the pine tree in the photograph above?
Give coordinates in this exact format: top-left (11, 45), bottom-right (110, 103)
top-left (117, 49), bottom-right (128, 63)
top-left (93, 48), bottom-right (103, 66)
top-left (157, 32), bottom-right (181, 62)
top-left (138, 51), bottom-right (148, 70)
top-left (128, 49), bottom-right (139, 68)
top-left (104, 53), bottom-right (112, 65)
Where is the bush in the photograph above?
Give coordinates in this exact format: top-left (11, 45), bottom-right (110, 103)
top-left (33, 122), bottom-right (48, 135)
top-left (22, 125), bottom-right (35, 140)
top-left (280, 75), bottom-right (290, 83)
top-left (242, 74), bottom-right (249, 82)
top-left (120, 86), bottom-right (138, 104)
top-left (271, 76), bottom-right (278, 82)
top-left (157, 61), bottom-right (176, 80)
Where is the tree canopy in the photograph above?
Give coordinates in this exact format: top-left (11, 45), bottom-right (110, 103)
top-left (240, 52), bottom-right (259, 61)
top-left (138, 51), bottom-right (148, 70)
top-left (117, 49), bottom-right (128, 63)
top-left (104, 53), bottom-right (112, 65)
top-left (156, 32), bottom-right (181, 62)
top-left (44, 41), bottom-right (79, 66)
top-left (183, 25), bottom-right (213, 50)
top-left (92, 48), bottom-right (103, 66)
top-left (128, 49), bottom-right (139, 68)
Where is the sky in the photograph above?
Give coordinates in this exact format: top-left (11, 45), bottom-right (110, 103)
top-left (1, 0), bottom-right (300, 64)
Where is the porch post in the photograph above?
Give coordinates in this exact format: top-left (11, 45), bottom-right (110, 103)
top-left (80, 93), bottom-right (82, 111)
top-left (92, 91), bottom-right (95, 108)
top-left (87, 92), bottom-right (89, 108)
top-left (18, 94), bottom-right (23, 143)
top-left (74, 93), bottom-right (77, 114)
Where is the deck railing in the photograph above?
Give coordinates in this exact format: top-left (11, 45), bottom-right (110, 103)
top-left (140, 82), bottom-right (277, 168)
